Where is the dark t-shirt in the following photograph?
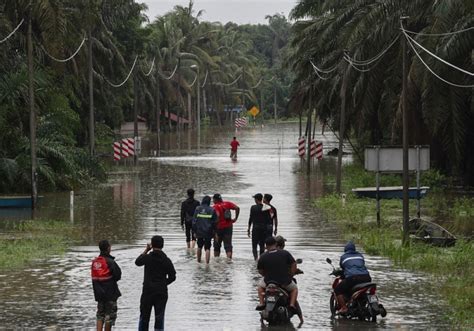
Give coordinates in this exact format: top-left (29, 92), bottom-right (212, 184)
top-left (181, 198), bottom-right (200, 225)
top-left (249, 204), bottom-right (268, 229)
top-left (257, 249), bottom-right (295, 285)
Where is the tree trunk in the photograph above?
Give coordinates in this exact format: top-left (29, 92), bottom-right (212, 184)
top-left (133, 73), bottom-right (139, 165)
top-left (155, 71), bottom-right (161, 153)
top-left (27, 12), bottom-right (37, 209)
top-left (88, 27), bottom-right (94, 156)
top-left (336, 63), bottom-right (350, 194)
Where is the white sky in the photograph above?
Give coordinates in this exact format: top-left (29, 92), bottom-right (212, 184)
top-left (142, 0), bottom-right (297, 24)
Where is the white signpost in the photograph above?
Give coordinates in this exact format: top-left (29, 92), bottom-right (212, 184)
top-left (364, 146), bottom-right (430, 224)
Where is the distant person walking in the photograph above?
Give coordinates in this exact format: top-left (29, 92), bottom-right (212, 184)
top-left (263, 193), bottom-right (278, 236)
top-left (91, 240), bottom-right (122, 331)
top-left (135, 235), bottom-right (176, 331)
top-left (230, 136), bottom-right (240, 160)
top-left (247, 193), bottom-right (269, 260)
top-left (181, 188), bottom-right (200, 248)
top-left (212, 193), bottom-right (240, 259)
top-left (192, 195), bottom-right (217, 263)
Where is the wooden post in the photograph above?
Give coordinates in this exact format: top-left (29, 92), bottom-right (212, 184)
top-left (27, 7), bottom-right (38, 209)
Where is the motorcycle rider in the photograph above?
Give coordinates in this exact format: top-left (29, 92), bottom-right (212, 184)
top-left (336, 241), bottom-right (372, 314)
top-left (256, 236), bottom-right (299, 314)
top-left (275, 235), bottom-right (303, 325)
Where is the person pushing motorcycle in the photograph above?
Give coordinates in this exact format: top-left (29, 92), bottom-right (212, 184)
top-left (335, 241), bottom-right (371, 314)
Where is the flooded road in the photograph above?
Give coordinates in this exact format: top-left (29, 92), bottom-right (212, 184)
top-left (0, 123), bottom-right (448, 329)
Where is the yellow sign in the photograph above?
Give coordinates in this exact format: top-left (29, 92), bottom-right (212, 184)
top-left (249, 106), bottom-right (260, 117)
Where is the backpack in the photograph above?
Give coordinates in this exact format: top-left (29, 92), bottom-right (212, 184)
top-left (223, 208), bottom-right (232, 221)
top-left (91, 256), bottom-right (112, 281)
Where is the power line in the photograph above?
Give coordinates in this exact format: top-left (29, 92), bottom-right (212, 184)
top-left (142, 57), bottom-right (155, 77)
top-left (201, 70), bottom-right (208, 87)
top-left (104, 56), bottom-right (138, 88)
top-left (403, 31), bottom-right (474, 77)
top-left (343, 56), bottom-right (373, 72)
top-left (309, 60), bottom-right (338, 74)
top-left (41, 37), bottom-right (86, 63)
top-left (403, 26), bottom-right (474, 37)
top-left (214, 74), bottom-right (241, 86)
top-left (309, 60), bottom-right (331, 80)
top-left (188, 72), bottom-right (198, 87)
top-left (159, 64), bottom-right (178, 80)
top-left (251, 78), bottom-right (263, 89)
top-left (0, 19), bottom-right (24, 43)
top-left (345, 35), bottom-right (400, 65)
top-left (406, 36), bottom-right (474, 88)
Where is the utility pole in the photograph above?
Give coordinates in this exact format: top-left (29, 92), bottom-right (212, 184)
top-left (401, 17), bottom-right (410, 244)
top-left (27, 5), bottom-right (38, 209)
top-left (88, 26), bottom-right (94, 156)
top-left (133, 71), bottom-right (139, 166)
top-left (336, 57), bottom-right (350, 194)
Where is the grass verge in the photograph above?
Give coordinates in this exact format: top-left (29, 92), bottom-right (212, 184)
top-left (315, 164), bottom-right (474, 328)
top-left (0, 220), bottom-right (76, 269)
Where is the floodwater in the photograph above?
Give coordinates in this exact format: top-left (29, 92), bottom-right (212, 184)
top-left (0, 123), bottom-right (449, 330)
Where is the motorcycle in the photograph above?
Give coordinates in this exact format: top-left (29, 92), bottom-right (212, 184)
top-left (326, 258), bottom-right (387, 322)
top-left (260, 259), bottom-right (303, 326)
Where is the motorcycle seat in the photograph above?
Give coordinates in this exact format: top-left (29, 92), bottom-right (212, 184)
top-left (351, 282), bottom-right (376, 291)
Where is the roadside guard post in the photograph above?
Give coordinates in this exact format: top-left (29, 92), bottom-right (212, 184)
top-left (363, 145), bottom-right (430, 225)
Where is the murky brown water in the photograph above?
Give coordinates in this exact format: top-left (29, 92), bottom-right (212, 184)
top-left (0, 123), bottom-right (449, 329)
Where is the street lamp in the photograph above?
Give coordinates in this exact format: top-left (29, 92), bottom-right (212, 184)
top-left (190, 64), bottom-right (200, 132)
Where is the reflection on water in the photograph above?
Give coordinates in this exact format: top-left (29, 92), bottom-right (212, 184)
top-left (0, 123), bottom-right (448, 329)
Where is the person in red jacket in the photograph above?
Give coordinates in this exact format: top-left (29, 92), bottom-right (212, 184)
top-left (212, 193), bottom-right (240, 259)
top-left (230, 136), bottom-right (240, 160)
top-left (91, 240), bottom-right (122, 331)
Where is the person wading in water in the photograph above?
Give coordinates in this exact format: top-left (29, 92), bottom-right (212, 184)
top-left (180, 188), bottom-right (200, 249)
top-left (230, 136), bottom-right (240, 160)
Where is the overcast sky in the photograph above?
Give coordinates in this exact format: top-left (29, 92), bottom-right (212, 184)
top-left (142, 0), bottom-right (297, 24)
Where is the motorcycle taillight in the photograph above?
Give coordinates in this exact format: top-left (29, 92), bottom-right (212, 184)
top-left (369, 287), bottom-right (376, 295)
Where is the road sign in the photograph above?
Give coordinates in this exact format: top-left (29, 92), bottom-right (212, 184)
top-left (365, 146), bottom-right (430, 172)
top-left (249, 106), bottom-right (260, 117)
top-left (298, 137), bottom-right (305, 157)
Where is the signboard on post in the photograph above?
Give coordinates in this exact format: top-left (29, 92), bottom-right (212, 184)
top-left (249, 106), bottom-right (260, 117)
top-left (365, 146), bottom-right (430, 172)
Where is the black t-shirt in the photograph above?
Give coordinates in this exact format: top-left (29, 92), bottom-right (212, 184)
top-left (257, 249), bottom-right (295, 285)
top-left (249, 203), bottom-right (270, 229)
top-left (181, 198), bottom-right (200, 225)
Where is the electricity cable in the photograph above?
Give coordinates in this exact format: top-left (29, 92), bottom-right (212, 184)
top-left (214, 74), bottom-right (241, 86)
top-left (188, 73), bottom-right (198, 87)
top-left (405, 35), bottom-right (474, 88)
top-left (41, 37), bottom-right (86, 63)
top-left (345, 35), bottom-right (400, 65)
top-left (0, 19), bottom-right (24, 43)
top-left (251, 78), bottom-right (263, 89)
top-left (104, 55), bottom-right (138, 88)
top-left (403, 26), bottom-right (474, 37)
top-left (142, 57), bottom-right (155, 77)
top-left (403, 30), bottom-right (474, 77)
top-left (201, 70), bottom-right (208, 87)
top-left (159, 64), bottom-right (178, 80)
top-left (309, 60), bottom-right (338, 74)
top-left (309, 61), bottom-right (331, 80)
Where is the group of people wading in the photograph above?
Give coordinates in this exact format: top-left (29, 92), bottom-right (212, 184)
top-left (181, 189), bottom-right (278, 263)
top-left (90, 188), bottom-right (371, 330)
